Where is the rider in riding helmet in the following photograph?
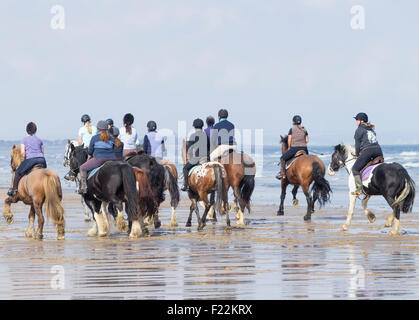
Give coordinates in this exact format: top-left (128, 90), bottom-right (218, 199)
top-left (351, 112), bottom-right (383, 196)
top-left (106, 118), bottom-right (114, 130)
top-left (143, 120), bottom-right (165, 159)
top-left (209, 109), bottom-right (236, 161)
top-left (110, 127), bottom-right (124, 160)
top-left (78, 121), bottom-right (117, 194)
top-left (8, 122), bottom-right (48, 197)
top-left (119, 113), bottom-right (139, 157)
top-left (276, 115), bottom-right (309, 180)
top-left (181, 118), bottom-right (210, 192)
top-left (78, 114), bottom-right (97, 149)
top-left (204, 116), bottom-right (215, 138)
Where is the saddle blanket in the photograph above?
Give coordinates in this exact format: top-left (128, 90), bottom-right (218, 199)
top-left (361, 163), bottom-right (381, 183)
top-left (88, 167), bottom-right (101, 180)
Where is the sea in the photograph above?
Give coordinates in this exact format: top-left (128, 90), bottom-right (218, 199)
top-left (1, 140), bottom-right (419, 212)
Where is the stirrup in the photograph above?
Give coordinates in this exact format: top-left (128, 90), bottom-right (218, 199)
top-left (351, 190), bottom-right (364, 196)
top-left (276, 172), bottom-right (285, 180)
top-left (7, 189), bottom-right (17, 197)
top-left (181, 185), bottom-right (189, 192)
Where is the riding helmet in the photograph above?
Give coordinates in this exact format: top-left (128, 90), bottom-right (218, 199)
top-left (206, 116), bottom-right (215, 126)
top-left (106, 118), bottom-right (114, 126)
top-left (81, 114), bottom-right (91, 123)
top-left (111, 126), bottom-right (120, 137)
top-left (97, 121), bottom-right (108, 131)
top-left (193, 118), bottom-right (204, 129)
top-left (26, 122), bottom-right (37, 135)
top-left (293, 115), bottom-right (302, 125)
top-left (354, 112), bottom-right (368, 123)
top-left (147, 121), bottom-right (157, 131)
top-left (123, 113), bottom-right (134, 126)
top-left (218, 109), bottom-right (229, 119)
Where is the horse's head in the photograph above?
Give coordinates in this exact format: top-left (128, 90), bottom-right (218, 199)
top-left (67, 144), bottom-right (88, 180)
top-left (328, 144), bottom-right (349, 176)
top-left (64, 140), bottom-right (79, 167)
top-left (10, 145), bottom-right (24, 172)
top-left (280, 135), bottom-right (289, 155)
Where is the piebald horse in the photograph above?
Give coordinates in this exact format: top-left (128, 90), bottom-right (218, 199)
top-left (278, 135), bottom-right (332, 220)
top-left (182, 140), bottom-right (230, 230)
top-left (328, 144), bottom-right (415, 235)
top-left (4, 146), bottom-right (65, 240)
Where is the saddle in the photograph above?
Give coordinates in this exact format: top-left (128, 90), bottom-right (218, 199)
top-left (360, 156), bottom-right (384, 177)
top-left (285, 150), bottom-right (307, 170)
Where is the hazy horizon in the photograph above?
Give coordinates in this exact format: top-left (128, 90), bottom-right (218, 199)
top-left (1, 1), bottom-right (418, 145)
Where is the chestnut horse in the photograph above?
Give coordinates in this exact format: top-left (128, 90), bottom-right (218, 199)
top-left (182, 140), bottom-right (230, 230)
top-left (4, 146), bottom-right (65, 240)
top-left (277, 135), bottom-right (331, 220)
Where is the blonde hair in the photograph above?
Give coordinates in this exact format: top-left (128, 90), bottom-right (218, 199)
top-left (363, 121), bottom-right (375, 130)
top-left (86, 121), bottom-right (92, 135)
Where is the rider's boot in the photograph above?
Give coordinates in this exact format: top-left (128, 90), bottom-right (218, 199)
top-left (7, 172), bottom-right (22, 197)
top-left (276, 159), bottom-right (286, 180)
top-left (351, 175), bottom-right (364, 196)
top-left (78, 171), bottom-right (88, 195)
top-left (181, 167), bottom-right (190, 191)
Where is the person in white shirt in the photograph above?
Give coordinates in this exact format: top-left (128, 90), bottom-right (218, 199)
top-left (119, 113), bottom-right (138, 157)
top-left (78, 114), bottom-right (97, 149)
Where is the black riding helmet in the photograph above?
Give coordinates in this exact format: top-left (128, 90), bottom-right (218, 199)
top-left (354, 112), bottom-right (368, 123)
top-left (293, 115), bottom-right (302, 125)
top-left (193, 118), bottom-right (204, 129)
top-left (218, 109), bottom-right (228, 119)
top-left (81, 114), bottom-right (91, 123)
top-left (147, 120), bottom-right (157, 131)
top-left (123, 113), bottom-right (134, 126)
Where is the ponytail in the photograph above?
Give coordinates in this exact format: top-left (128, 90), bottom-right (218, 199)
top-left (125, 125), bottom-right (132, 135)
top-left (86, 121), bottom-right (92, 135)
top-left (114, 136), bottom-right (122, 148)
top-left (99, 130), bottom-right (110, 143)
top-left (363, 122), bottom-right (375, 130)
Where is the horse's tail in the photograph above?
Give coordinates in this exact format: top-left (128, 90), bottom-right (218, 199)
top-left (239, 175), bottom-right (255, 213)
top-left (310, 161), bottom-right (332, 207)
top-left (393, 167), bottom-right (416, 213)
top-left (43, 173), bottom-right (65, 227)
top-left (214, 164), bottom-right (224, 216)
top-left (164, 165), bottom-right (180, 209)
top-left (121, 164), bottom-right (139, 222)
top-left (134, 167), bottom-right (158, 219)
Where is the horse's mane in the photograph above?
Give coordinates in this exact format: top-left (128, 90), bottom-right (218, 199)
top-left (342, 144), bottom-right (356, 156)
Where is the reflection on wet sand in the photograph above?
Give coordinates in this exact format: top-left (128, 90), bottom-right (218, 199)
top-left (1, 192), bottom-right (419, 299)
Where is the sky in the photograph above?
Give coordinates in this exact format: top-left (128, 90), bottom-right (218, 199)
top-left (0, 0), bottom-right (418, 145)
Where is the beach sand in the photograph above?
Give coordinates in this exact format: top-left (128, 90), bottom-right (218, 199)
top-left (0, 189), bottom-right (419, 299)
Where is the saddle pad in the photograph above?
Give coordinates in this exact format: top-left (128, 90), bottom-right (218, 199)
top-left (88, 167), bottom-right (101, 180)
top-left (285, 158), bottom-right (298, 170)
top-left (361, 163), bottom-right (381, 182)
top-left (188, 165), bottom-right (200, 177)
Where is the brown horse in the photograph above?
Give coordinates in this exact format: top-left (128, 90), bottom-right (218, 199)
top-left (182, 140), bottom-right (230, 230)
top-left (160, 159), bottom-right (180, 227)
top-left (277, 136), bottom-right (331, 220)
top-left (216, 151), bottom-right (256, 227)
top-left (4, 146), bottom-right (65, 240)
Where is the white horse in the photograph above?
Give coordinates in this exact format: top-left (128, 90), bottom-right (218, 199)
top-left (328, 144), bottom-right (415, 235)
top-left (63, 140), bottom-right (92, 222)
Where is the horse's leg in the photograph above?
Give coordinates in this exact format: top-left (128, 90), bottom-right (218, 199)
top-left (277, 180), bottom-right (288, 216)
top-left (311, 189), bottom-right (318, 213)
top-left (302, 185), bottom-right (313, 221)
top-left (33, 202), bottom-right (45, 240)
top-left (25, 206), bottom-right (36, 238)
top-left (100, 202), bottom-right (110, 236)
top-left (342, 193), bottom-right (357, 231)
top-left (390, 205), bottom-right (402, 236)
top-left (206, 192), bottom-right (216, 222)
top-left (198, 198), bottom-right (210, 231)
top-left (116, 207), bottom-right (129, 233)
top-left (194, 200), bottom-right (202, 227)
top-left (153, 209), bottom-right (161, 229)
top-left (186, 199), bottom-right (195, 227)
top-left (86, 200), bottom-right (99, 237)
top-left (292, 185), bottom-right (299, 206)
top-left (3, 196), bottom-right (17, 224)
top-left (362, 195), bottom-right (376, 223)
top-left (81, 196), bottom-right (91, 222)
top-left (385, 211), bottom-right (395, 228)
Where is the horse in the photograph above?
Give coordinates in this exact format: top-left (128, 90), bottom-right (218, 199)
top-left (277, 135), bottom-right (332, 220)
top-left (216, 151), bottom-right (256, 227)
top-left (160, 159), bottom-right (180, 227)
top-left (126, 153), bottom-right (179, 228)
top-left (327, 144), bottom-right (416, 235)
top-left (68, 147), bottom-right (156, 237)
top-left (63, 140), bottom-right (92, 221)
top-left (182, 140), bottom-right (230, 230)
top-left (3, 145), bottom-right (65, 240)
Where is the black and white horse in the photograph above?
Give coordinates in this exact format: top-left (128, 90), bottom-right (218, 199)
top-left (63, 140), bottom-right (92, 221)
top-left (68, 147), bottom-right (153, 238)
top-left (328, 144), bottom-right (416, 235)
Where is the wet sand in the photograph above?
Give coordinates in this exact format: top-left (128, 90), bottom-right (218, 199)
top-left (1, 189), bottom-right (419, 300)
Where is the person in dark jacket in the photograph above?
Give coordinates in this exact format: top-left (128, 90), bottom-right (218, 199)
top-left (209, 109), bottom-right (236, 161)
top-left (204, 116), bottom-right (215, 138)
top-left (351, 112), bottom-right (383, 195)
top-left (181, 119), bottom-right (210, 191)
top-left (110, 127), bottom-right (124, 160)
top-left (276, 115), bottom-right (309, 180)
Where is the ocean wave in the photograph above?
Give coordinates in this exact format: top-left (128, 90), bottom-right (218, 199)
top-left (403, 162), bottom-right (419, 168)
top-left (400, 152), bottom-right (419, 157)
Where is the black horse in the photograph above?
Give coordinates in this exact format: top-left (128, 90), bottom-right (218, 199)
top-left (126, 153), bottom-right (179, 228)
top-left (68, 147), bottom-right (153, 237)
top-left (328, 144), bottom-right (416, 235)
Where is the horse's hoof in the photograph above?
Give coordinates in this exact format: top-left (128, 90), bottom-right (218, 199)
top-left (117, 220), bottom-right (129, 233)
top-left (185, 222), bottom-right (192, 227)
top-left (277, 210), bottom-right (284, 216)
top-left (226, 226), bottom-right (232, 232)
top-left (4, 216), bottom-right (14, 225)
top-left (198, 223), bottom-right (206, 231)
top-left (236, 222), bottom-right (245, 228)
top-left (57, 234), bottom-right (65, 240)
top-left (341, 225), bottom-right (349, 231)
top-left (25, 232), bottom-right (34, 238)
top-left (367, 213), bottom-right (376, 223)
top-left (303, 215), bottom-right (311, 221)
top-left (154, 220), bottom-right (162, 229)
top-left (84, 216), bottom-right (92, 222)
top-left (34, 233), bottom-right (43, 240)
top-left (169, 221), bottom-right (178, 228)
top-left (389, 230), bottom-right (401, 236)
top-left (384, 222), bottom-right (392, 228)
top-left (98, 231), bottom-right (108, 237)
top-left (293, 200), bottom-right (299, 207)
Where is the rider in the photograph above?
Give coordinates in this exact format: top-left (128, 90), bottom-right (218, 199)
top-left (106, 118), bottom-right (114, 131)
top-left (78, 121), bottom-right (117, 194)
top-left (204, 116), bottom-right (215, 138)
top-left (352, 112), bottom-right (383, 196)
top-left (110, 127), bottom-right (124, 160)
top-left (276, 115), bottom-right (309, 180)
top-left (209, 109), bottom-right (236, 161)
top-left (181, 119), bottom-right (210, 191)
top-left (7, 122), bottom-right (47, 197)
top-left (143, 121), bottom-right (165, 159)
top-left (78, 114), bottom-right (97, 149)
top-left (119, 113), bottom-right (139, 157)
